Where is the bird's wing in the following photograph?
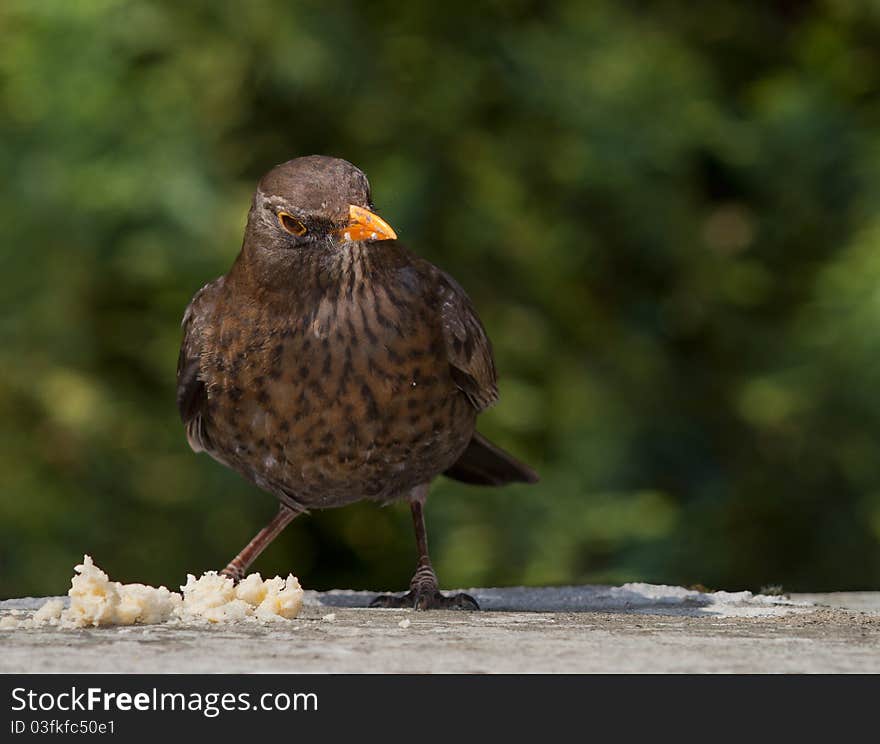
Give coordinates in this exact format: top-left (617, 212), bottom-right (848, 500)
top-left (436, 270), bottom-right (499, 411)
top-left (177, 277), bottom-right (224, 452)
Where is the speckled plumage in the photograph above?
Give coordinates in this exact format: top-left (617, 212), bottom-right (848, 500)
top-left (177, 156), bottom-right (537, 608)
top-left (181, 242), bottom-right (488, 510)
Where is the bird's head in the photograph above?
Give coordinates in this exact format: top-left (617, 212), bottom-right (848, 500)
top-left (241, 156), bottom-right (397, 276)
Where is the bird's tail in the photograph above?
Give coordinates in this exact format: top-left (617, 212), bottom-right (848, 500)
top-left (444, 432), bottom-right (539, 486)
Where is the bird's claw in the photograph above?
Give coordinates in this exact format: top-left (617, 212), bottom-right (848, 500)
top-left (370, 590), bottom-right (480, 611)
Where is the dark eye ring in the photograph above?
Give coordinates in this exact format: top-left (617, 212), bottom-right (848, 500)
top-left (278, 212), bottom-right (307, 236)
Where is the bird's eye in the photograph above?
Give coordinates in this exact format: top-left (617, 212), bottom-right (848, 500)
top-left (278, 212), bottom-right (307, 236)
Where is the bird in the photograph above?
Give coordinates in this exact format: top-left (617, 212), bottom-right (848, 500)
top-left (177, 155), bottom-right (538, 610)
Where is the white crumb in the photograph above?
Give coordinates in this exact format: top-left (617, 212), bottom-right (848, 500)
top-left (398, 618), bottom-right (411, 629)
top-left (322, 613), bottom-right (337, 622)
top-left (33, 598), bottom-right (64, 624)
top-left (1, 555), bottom-right (304, 630)
top-left (614, 582), bottom-right (807, 617)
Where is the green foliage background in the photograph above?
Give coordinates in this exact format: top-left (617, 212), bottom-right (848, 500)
top-left (3, 1), bottom-right (880, 596)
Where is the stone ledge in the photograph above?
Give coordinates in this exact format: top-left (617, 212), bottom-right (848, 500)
top-left (2, 586), bottom-right (878, 674)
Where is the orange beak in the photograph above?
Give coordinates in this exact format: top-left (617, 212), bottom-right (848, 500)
top-left (338, 204), bottom-right (398, 242)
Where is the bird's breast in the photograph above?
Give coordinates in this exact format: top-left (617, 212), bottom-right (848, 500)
top-left (199, 280), bottom-right (474, 505)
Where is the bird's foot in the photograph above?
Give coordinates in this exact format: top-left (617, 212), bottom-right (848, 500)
top-left (371, 563), bottom-right (479, 610)
top-left (219, 566), bottom-right (243, 583)
top-left (370, 589), bottom-right (479, 611)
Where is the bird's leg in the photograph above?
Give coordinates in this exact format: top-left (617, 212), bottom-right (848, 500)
top-left (371, 485), bottom-right (479, 610)
top-left (219, 505), bottom-right (299, 582)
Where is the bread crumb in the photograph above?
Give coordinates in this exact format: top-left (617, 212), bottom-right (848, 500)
top-left (255, 575), bottom-right (303, 621)
top-left (179, 572), bottom-right (238, 623)
top-left (179, 571), bottom-right (303, 623)
top-left (6, 555), bottom-right (304, 630)
top-left (62, 555), bottom-right (182, 628)
top-left (322, 612), bottom-right (337, 622)
top-left (33, 599), bottom-right (64, 624)
top-left (234, 573), bottom-right (268, 605)
top-left (398, 618), bottom-right (411, 628)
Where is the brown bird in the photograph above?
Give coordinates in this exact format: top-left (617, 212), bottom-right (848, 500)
top-left (177, 155), bottom-right (538, 610)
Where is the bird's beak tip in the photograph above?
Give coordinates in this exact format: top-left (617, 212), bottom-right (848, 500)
top-left (339, 204), bottom-right (397, 242)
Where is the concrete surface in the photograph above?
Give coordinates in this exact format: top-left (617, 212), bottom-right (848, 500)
top-left (2, 585), bottom-right (879, 673)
